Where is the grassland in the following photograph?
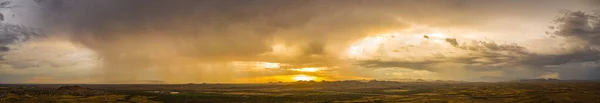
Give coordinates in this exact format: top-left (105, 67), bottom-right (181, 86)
top-left (2, 80), bottom-right (600, 103)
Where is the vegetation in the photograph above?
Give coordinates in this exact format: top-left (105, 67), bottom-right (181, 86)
top-left (1, 80), bottom-right (600, 103)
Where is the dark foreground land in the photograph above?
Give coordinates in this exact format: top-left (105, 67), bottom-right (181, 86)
top-left (2, 80), bottom-right (600, 103)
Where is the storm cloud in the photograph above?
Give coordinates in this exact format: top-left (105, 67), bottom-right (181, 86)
top-left (1, 0), bottom-right (598, 83)
top-left (356, 10), bottom-right (600, 81)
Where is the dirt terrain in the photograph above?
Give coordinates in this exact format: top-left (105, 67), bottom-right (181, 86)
top-left (2, 80), bottom-right (600, 103)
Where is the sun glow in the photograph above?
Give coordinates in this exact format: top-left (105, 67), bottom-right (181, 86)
top-left (429, 32), bottom-right (447, 43)
top-left (290, 67), bottom-right (320, 72)
top-left (346, 32), bottom-right (399, 58)
top-left (346, 30), bottom-right (453, 59)
top-left (262, 62), bottom-right (280, 69)
top-left (293, 74), bottom-right (316, 81)
top-left (348, 46), bottom-right (363, 56)
top-left (430, 32), bottom-right (446, 38)
top-left (346, 35), bottom-right (386, 57)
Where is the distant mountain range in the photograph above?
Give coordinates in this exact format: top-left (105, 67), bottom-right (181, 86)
top-left (105, 80), bottom-right (169, 84)
top-left (514, 78), bottom-right (600, 82)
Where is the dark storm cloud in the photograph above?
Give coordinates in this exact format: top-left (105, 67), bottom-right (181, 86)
top-left (357, 60), bottom-right (439, 70)
top-left (44, 0), bottom-right (405, 62)
top-left (0, 46), bottom-right (8, 52)
top-left (457, 36), bottom-right (600, 79)
top-left (550, 11), bottom-right (600, 46)
top-left (358, 13), bottom-right (600, 79)
top-left (536, 11), bottom-right (600, 68)
top-left (34, 0), bottom-right (69, 12)
top-left (0, 24), bottom-right (42, 46)
top-left (6, 61), bottom-right (38, 69)
top-left (364, 38), bottom-right (598, 67)
top-left (39, 0), bottom-right (412, 82)
top-left (46, 0), bottom-right (306, 62)
top-left (523, 47), bottom-right (600, 66)
top-left (355, 40), bottom-right (531, 71)
top-left (28, 0), bottom-right (599, 82)
top-left (444, 38), bottom-right (459, 47)
top-left (0, 1), bottom-right (14, 8)
top-left (43, 0), bottom-right (572, 64)
top-left (0, 23), bottom-right (43, 65)
top-left (368, 10), bottom-right (600, 71)
top-left (585, 0), bottom-right (600, 5)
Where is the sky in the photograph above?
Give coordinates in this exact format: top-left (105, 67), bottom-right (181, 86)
top-left (1, 0), bottom-right (600, 84)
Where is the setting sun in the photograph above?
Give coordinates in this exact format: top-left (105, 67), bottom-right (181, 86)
top-left (293, 74), bottom-right (315, 81)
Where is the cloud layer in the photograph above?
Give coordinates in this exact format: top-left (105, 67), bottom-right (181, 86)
top-left (1, 0), bottom-right (600, 83)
